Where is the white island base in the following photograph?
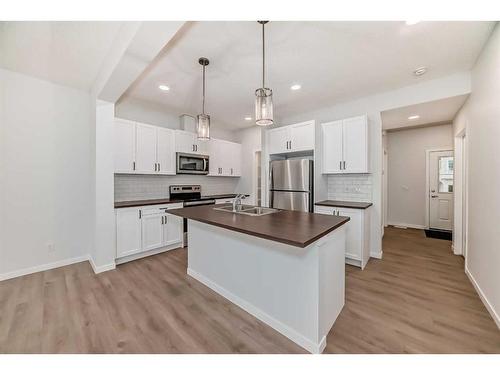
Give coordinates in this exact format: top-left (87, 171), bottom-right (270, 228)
top-left (186, 220), bottom-right (346, 353)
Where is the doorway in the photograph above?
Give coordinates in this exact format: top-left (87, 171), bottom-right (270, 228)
top-left (426, 149), bottom-right (454, 233)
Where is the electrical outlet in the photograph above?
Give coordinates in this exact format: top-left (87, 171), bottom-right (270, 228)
top-left (47, 243), bottom-right (55, 253)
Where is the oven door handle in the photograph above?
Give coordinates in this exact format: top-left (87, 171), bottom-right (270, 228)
top-left (203, 158), bottom-right (207, 172)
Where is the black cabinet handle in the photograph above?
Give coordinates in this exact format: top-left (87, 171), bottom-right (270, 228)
top-left (133, 161), bottom-right (136, 171)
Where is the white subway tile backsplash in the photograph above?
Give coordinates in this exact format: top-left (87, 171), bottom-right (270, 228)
top-left (114, 174), bottom-right (240, 201)
top-left (327, 174), bottom-right (372, 202)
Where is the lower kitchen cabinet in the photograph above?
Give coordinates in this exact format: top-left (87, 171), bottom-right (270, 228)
top-left (116, 203), bottom-right (183, 262)
top-left (314, 205), bottom-right (371, 269)
top-left (116, 207), bottom-right (142, 258)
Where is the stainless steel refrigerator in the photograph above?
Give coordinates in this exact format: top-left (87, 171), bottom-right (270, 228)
top-left (269, 159), bottom-right (314, 212)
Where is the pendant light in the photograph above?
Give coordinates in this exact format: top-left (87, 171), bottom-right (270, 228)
top-left (255, 21), bottom-right (274, 126)
top-left (196, 57), bottom-right (210, 140)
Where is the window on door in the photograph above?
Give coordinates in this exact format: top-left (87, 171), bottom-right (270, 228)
top-left (438, 156), bottom-right (454, 193)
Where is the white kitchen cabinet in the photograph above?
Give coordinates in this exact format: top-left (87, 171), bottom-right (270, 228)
top-left (267, 120), bottom-right (315, 155)
top-left (322, 115), bottom-right (369, 174)
top-left (135, 123), bottom-right (158, 174)
top-left (114, 118), bottom-right (175, 175)
top-left (314, 205), bottom-right (371, 269)
top-left (175, 130), bottom-right (208, 155)
top-left (208, 139), bottom-right (241, 177)
top-left (116, 203), bottom-right (183, 262)
top-left (141, 208), bottom-right (164, 251)
top-left (156, 127), bottom-right (176, 175)
top-left (114, 118), bottom-right (136, 173)
top-left (164, 213), bottom-right (183, 246)
top-left (116, 207), bottom-right (142, 258)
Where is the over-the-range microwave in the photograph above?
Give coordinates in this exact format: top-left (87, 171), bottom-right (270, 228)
top-left (176, 152), bottom-right (209, 175)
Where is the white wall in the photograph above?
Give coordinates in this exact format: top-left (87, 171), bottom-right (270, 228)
top-left (387, 124), bottom-right (453, 229)
top-left (275, 72), bottom-right (471, 259)
top-left (452, 24), bottom-right (500, 327)
top-left (0, 68), bottom-right (92, 279)
top-left (235, 126), bottom-right (262, 204)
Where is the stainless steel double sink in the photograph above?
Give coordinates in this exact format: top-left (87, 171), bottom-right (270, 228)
top-left (214, 204), bottom-right (279, 216)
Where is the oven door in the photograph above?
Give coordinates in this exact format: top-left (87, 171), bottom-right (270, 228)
top-left (176, 153), bottom-right (209, 175)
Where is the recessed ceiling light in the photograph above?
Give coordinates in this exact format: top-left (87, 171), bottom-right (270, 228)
top-left (244, 116), bottom-right (252, 121)
top-left (158, 85), bottom-right (170, 91)
top-left (405, 20), bottom-right (420, 26)
top-left (408, 115), bottom-right (420, 120)
top-left (413, 67), bottom-right (427, 76)
top-left (291, 84), bottom-right (301, 91)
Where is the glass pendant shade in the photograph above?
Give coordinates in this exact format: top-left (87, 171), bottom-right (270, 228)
top-left (255, 88), bottom-right (274, 126)
top-left (196, 113), bottom-right (210, 140)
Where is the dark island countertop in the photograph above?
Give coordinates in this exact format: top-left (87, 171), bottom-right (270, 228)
top-left (315, 200), bottom-right (373, 209)
top-left (168, 204), bottom-right (350, 248)
top-left (114, 194), bottom-right (247, 208)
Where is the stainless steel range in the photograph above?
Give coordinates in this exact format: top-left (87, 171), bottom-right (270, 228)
top-left (169, 185), bottom-right (216, 245)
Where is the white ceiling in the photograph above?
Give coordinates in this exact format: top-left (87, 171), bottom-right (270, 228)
top-left (381, 94), bottom-right (469, 130)
top-left (123, 21), bottom-right (494, 130)
top-left (0, 21), bottom-right (123, 91)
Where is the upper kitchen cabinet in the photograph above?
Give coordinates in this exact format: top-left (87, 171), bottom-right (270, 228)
top-left (208, 138), bottom-right (242, 177)
top-left (175, 130), bottom-right (209, 155)
top-left (113, 118), bottom-right (175, 175)
top-left (114, 118), bottom-right (136, 173)
top-left (267, 120), bottom-right (315, 155)
top-left (322, 115), bottom-right (369, 174)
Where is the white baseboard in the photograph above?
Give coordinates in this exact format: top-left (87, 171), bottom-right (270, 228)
top-left (88, 256), bottom-right (116, 274)
top-left (465, 266), bottom-right (500, 330)
top-left (387, 222), bottom-right (427, 230)
top-left (187, 267), bottom-right (324, 354)
top-left (370, 251), bottom-right (383, 259)
top-left (115, 243), bottom-right (182, 265)
top-left (0, 255), bottom-right (89, 282)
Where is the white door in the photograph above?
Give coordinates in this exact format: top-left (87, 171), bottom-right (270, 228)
top-left (164, 213), bottom-right (183, 246)
top-left (231, 143), bottom-right (242, 176)
top-left (338, 208), bottom-right (362, 261)
top-left (289, 121), bottom-right (315, 152)
top-left (116, 208), bottom-right (142, 258)
top-left (114, 119), bottom-right (136, 173)
top-left (429, 150), bottom-right (454, 230)
top-left (141, 213), bottom-right (164, 251)
top-left (175, 130), bottom-right (196, 153)
top-left (267, 127), bottom-right (289, 154)
top-left (322, 120), bottom-right (343, 173)
top-left (135, 123), bottom-right (157, 173)
top-left (343, 115), bottom-right (368, 173)
top-left (156, 127), bottom-right (175, 175)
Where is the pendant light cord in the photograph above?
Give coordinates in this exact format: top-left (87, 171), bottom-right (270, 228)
top-left (202, 64), bottom-right (206, 115)
top-left (262, 22), bottom-right (265, 88)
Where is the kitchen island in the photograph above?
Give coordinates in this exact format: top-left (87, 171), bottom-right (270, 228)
top-left (169, 204), bottom-right (350, 353)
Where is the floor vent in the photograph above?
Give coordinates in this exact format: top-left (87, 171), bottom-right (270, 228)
top-left (425, 229), bottom-right (452, 241)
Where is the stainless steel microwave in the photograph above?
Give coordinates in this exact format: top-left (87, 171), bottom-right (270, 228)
top-left (176, 152), bottom-right (209, 175)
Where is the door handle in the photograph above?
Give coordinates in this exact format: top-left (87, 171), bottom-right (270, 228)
top-left (158, 163), bottom-right (161, 172)
top-left (289, 140), bottom-right (292, 150)
top-left (161, 216), bottom-right (164, 225)
top-left (343, 161), bottom-right (346, 170)
top-left (431, 195), bottom-right (438, 198)
top-left (133, 161), bottom-right (136, 171)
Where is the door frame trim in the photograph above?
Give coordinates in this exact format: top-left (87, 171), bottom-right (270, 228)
top-left (425, 148), bottom-right (453, 229)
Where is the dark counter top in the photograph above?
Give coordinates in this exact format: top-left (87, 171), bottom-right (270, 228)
top-left (168, 205), bottom-right (349, 248)
top-left (114, 194), bottom-right (247, 208)
top-left (114, 198), bottom-right (183, 208)
top-left (315, 200), bottom-right (373, 209)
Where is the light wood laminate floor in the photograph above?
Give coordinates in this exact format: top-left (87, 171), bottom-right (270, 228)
top-left (1, 227), bottom-right (499, 353)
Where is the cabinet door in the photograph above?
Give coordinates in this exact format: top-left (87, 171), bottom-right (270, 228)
top-left (175, 130), bottom-right (196, 153)
top-left (141, 214), bottom-right (164, 251)
top-left (195, 138), bottom-right (209, 155)
top-left (267, 127), bottom-right (289, 155)
top-left (164, 213), bottom-right (183, 246)
top-left (135, 123), bottom-right (157, 174)
top-left (343, 116), bottom-right (368, 173)
top-left (322, 121), bottom-right (343, 174)
top-left (114, 119), bottom-right (136, 173)
top-left (208, 139), bottom-right (221, 176)
top-left (156, 127), bottom-right (175, 175)
top-left (289, 121), bottom-right (315, 152)
top-left (230, 142), bottom-right (242, 176)
top-left (116, 208), bottom-right (142, 258)
top-left (338, 208), bottom-right (362, 261)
